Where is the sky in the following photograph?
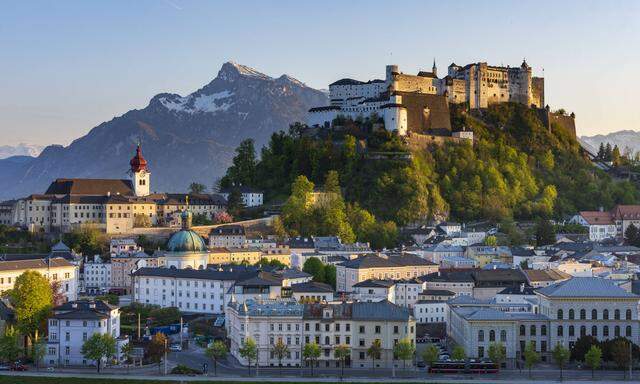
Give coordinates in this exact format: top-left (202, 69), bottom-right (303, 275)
top-left (1, 0), bottom-right (639, 146)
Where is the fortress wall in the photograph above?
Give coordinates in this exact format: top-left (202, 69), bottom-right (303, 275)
top-left (532, 77), bottom-right (545, 108)
top-left (406, 133), bottom-right (469, 152)
top-left (393, 74), bottom-right (439, 94)
top-left (549, 114), bottom-right (577, 138)
top-left (394, 92), bottom-right (451, 134)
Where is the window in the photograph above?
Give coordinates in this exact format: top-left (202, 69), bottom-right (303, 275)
top-left (478, 330), bottom-right (485, 342)
top-left (519, 325), bottom-right (525, 336)
top-left (615, 309), bottom-right (621, 320)
top-left (615, 326), bottom-right (621, 337)
top-left (489, 330), bottom-right (495, 342)
top-left (375, 326), bottom-right (381, 334)
top-left (335, 323), bottom-right (340, 332)
top-left (557, 309), bottom-right (563, 320)
top-left (65, 332), bottom-right (70, 341)
top-left (393, 325), bottom-right (399, 334)
top-left (569, 326), bottom-right (574, 337)
top-left (478, 346), bottom-right (484, 358)
top-left (324, 336), bottom-right (330, 345)
top-left (603, 309), bottom-right (609, 320)
top-left (83, 332), bottom-right (87, 341)
top-left (569, 309), bottom-right (575, 320)
top-left (580, 326), bottom-right (586, 337)
top-left (592, 309), bottom-right (598, 320)
top-left (530, 325), bottom-right (536, 336)
top-left (359, 326), bottom-right (365, 334)
top-left (603, 326), bottom-right (609, 337)
top-left (627, 309), bottom-right (632, 320)
top-left (541, 325), bottom-right (547, 336)
top-left (500, 330), bottom-right (507, 342)
top-left (626, 326), bottom-right (632, 337)
top-left (592, 326), bottom-right (598, 336)
top-left (580, 309), bottom-right (586, 320)
top-left (557, 326), bottom-right (563, 337)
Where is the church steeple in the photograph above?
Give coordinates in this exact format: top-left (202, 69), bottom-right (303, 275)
top-left (130, 143), bottom-right (150, 197)
top-left (432, 58), bottom-right (437, 78)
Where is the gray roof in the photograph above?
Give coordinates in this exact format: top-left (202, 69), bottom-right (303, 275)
top-left (353, 279), bottom-right (396, 288)
top-left (0, 257), bottom-right (73, 271)
top-left (303, 300), bottom-right (411, 321)
top-left (454, 306), bottom-right (548, 321)
top-left (339, 253), bottom-right (436, 269)
top-left (536, 277), bottom-right (639, 298)
top-left (230, 298), bottom-right (303, 317)
top-left (132, 267), bottom-right (259, 281)
top-left (290, 281), bottom-right (334, 293)
top-left (53, 309), bottom-right (109, 320)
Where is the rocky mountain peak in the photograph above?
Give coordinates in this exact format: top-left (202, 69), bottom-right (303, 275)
top-left (217, 61), bottom-right (272, 83)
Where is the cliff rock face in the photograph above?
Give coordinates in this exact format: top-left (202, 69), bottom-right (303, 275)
top-left (0, 62), bottom-right (327, 200)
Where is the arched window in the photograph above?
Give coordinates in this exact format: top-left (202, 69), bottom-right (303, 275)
top-left (478, 330), bottom-right (485, 342)
top-left (580, 309), bottom-right (586, 320)
top-left (626, 309), bottom-right (632, 320)
top-left (580, 326), bottom-right (586, 337)
top-left (627, 326), bottom-right (632, 337)
top-left (592, 309), bottom-right (598, 320)
top-left (530, 325), bottom-right (536, 336)
top-left (325, 336), bottom-right (330, 345)
top-left (592, 326), bottom-right (598, 336)
top-left (569, 326), bottom-right (575, 337)
top-left (557, 326), bottom-right (563, 337)
top-left (603, 326), bottom-right (609, 337)
top-left (615, 309), bottom-right (621, 320)
top-left (500, 330), bottom-right (507, 342)
top-left (489, 330), bottom-right (496, 342)
top-left (520, 325), bottom-right (526, 336)
top-left (615, 326), bottom-right (621, 337)
top-left (557, 309), bottom-right (563, 320)
top-left (569, 309), bottom-right (575, 320)
top-left (541, 325), bottom-right (547, 336)
top-left (603, 309), bottom-right (609, 320)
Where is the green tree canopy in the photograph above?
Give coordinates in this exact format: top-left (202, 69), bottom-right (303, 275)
top-left (303, 342), bottom-right (321, 376)
top-left (188, 182), bottom-right (206, 194)
top-left (366, 339), bottom-right (382, 370)
top-left (8, 271), bottom-right (53, 343)
top-left (452, 345), bottom-right (466, 361)
top-left (239, 337), bottom-right (257, 375)
top-left (422, 344), bottom-right (439, 369)
top-left (524, 341), bottom-right (540, 378)
top-left (487, 342), bottom-right (506, 366)
top-left (81, 333), bottom-right (116, 372)
top-left (205, 340), bottom-right (228, 376)
top-left (551, 343), bottom-right (570, 380)
top-left (584, 344), bottom-right (602, 378)
top-left (393, 338), bottom-right (415, 369)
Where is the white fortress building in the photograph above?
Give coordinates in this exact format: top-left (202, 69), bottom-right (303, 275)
top-left (307, 60), bottom-right (544, 136)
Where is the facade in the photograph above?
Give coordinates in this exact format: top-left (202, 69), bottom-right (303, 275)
top-left (421, 270), bottom-right (475, 297)
top-left (352, 280), bottom-right (396, 303)
top-left (110, 251), bottom-right (163, 294)
top-left (0, 257), bottom-right (78, 302)
top-left (45, 300), bottom-right (127, 367)
top-left (307, 61), bottom-right (544, 135)
top-left (109, 238), bottom-right (141, 255)
top-left (83, 256), bottom-right (111, 295)
top-left (3, 145), bottom-right (226, 234)
top-left (209, 225), bottom-right (246, 248)
top-left (336, 253), bottom-right (438, 292)
top-left (132, 268), bottom-right (238, 314)
top-left (570, 211), bottom-right (617, 241)
top-left (220, 188), bottom-right (264, 208)
top-left (290, 281), bottom-right (335, 303)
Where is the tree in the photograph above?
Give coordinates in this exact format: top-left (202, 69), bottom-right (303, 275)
top-left (393, 337), bottom-right (415, 370)
top-left (147, 332), bottom-right (168, 374)
top-left (605, 142), bottom-right (613, 162)
top-left (535, 219), bottom-right (556, 246)
top-left (324, 265), bottom-right (336, 289)
top-left (213, 210), bottom-right (233, 224)
top-left (552, 342), bottom-right (570, 381)
top-left (205, 340), bottom-right (228, 376)
top-left (523, 342), bottom-right (540, 378)
top-left (302, 257), bottom-right (325, 283)
top-left (0, 326), bottom-right (21, 364)
top-left (7, 271), bottom-right (53, 353)
top-left (272, 339), bottom-right (289, 375)
top-left (188, 182), bottom-right (206, 194)
top-left (571, 335), bottom-right (598, 362)
top-left (226, 188), bottom-right (245, 218)
top-left (452, 345), bottom-right (466, 361)
top-left (81, 333), bottom-right (116, 372)
top-left (133, 213), bottom-right (151, 228)
top-left (334, 344), bottom-right (350, 379)
top-left (238, 337), bottom-right (257, 376)
top-left (223, 139), bottom-right (257, 188)
top-left (121, 342), bottom-right (134, 373)
top-left (62, 226), bottom-right (106, 256)
top-left (32, 339), bottom-right (46, 371)
top-left (366, 339), bottom-right (382, 371)
top-left (612, 145), bottom-right (622, 166)
top-left (487, 342), bottom-right (506, 367)
top-left (625, 223), bottom-right (639, 246)
top-left (597, 142), bottom-right (605, 161)
top-left (610, 338), bottom-right (631, 378)
top-left (484, 235), bottom-right (498, 246)
top-left (96, 294), bottom-right (120, 306)
top-left (422, 344), bottom-right (439, 371)
top-left (584, 344), bottom-right (602, 379)
top-left (303, 342), bottom-right (321, 376)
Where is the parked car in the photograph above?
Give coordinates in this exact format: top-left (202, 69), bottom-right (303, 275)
top-left (169, 344), bottom-right (182, 352)
top-left (438, 354), bottom-right (450, 361)
top-left (0, 365), bottom-right (10, 371)
top-left (416, 361), bottom-right (426, 368)
top-left (11, 362), bottom-right (27, 371)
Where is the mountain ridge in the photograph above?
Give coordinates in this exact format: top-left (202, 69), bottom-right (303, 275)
top-left (0, 62), bottom-right (328, 200)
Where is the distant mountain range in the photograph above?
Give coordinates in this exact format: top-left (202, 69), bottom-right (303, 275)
top-left (0, 143), bottom-right (44, 159)
top-left (0, 62), bottom-right (327, 200)
top-left (580, 130), bottom-right (640, 155)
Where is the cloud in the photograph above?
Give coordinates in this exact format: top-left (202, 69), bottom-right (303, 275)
top-left (163, 0), bottom-right (183, 11)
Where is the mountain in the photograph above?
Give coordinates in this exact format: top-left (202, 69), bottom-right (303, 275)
top-left (0, 62), bottom-right (327, 200)
top-left (580, 130), bottom-right (640, 155)
top-left (0, 143), bottom-right (44, 159)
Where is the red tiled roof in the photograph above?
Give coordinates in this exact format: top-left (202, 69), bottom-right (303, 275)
top-left (579, 211), bottom-right (614, 225)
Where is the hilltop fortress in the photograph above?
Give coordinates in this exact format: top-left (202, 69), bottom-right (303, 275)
top-left (307, 60), bottom-right (572, 138)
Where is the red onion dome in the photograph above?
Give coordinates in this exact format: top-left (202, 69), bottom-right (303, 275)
top-left (130, 145), bottom-right (148, 172)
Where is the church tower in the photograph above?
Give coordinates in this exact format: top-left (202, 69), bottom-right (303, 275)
top-left (432, 58), bottom-right (437, 78)
top-left (129, 144), bottom-right (150, 196)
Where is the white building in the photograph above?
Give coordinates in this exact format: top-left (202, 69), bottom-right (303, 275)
top-left (109, 238), bottom-right (141, 255)
top-left (83, 256), bottom-right (111, 295)
top-left (209, 225), bottom-right (246, 248)
top-left (132, 267), bottom-right (239, 315)
top-left (570, 211), bottom-right (617, 242)
top-left (220, 188), bottom-right (264, 208)
top-left (0, 257), bottom-right (78, 302)
top-left (45, 300), bottom-right (127, 367)
top-left (352, 280), bottom-right (396, 303)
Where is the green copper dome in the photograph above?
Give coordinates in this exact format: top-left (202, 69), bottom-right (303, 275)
top-left (166, 229), bottom-right (206, 252)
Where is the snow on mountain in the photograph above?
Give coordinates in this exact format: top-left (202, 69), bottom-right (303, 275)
top-left (581, 130), bottom-right (640, 154)
top-left (0, 62), bottom-right (328, 200)
top-left (0, 143), bottom-right (45, 159)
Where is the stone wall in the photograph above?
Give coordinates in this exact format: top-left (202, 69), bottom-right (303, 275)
top-left (394, 92), bottom-right (451, 134)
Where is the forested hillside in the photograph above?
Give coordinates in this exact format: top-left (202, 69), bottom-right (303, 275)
top-left (219, 103), bottom-right (638, 244)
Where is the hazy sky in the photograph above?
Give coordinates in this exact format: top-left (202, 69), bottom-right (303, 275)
top-left (1, 0), bottom-right (639, 146)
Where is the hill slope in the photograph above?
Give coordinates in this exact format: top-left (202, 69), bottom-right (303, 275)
top-left (0, 62), bottom-right (327, 200)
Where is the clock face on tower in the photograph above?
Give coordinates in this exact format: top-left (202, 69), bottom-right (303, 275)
top-left (139, 170), bottom-right (146, 177)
